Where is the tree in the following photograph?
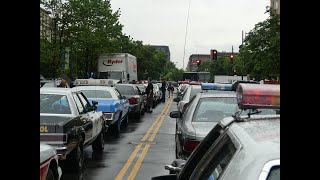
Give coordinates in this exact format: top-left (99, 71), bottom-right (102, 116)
top-left (238, 9), bottom-right (280, 80)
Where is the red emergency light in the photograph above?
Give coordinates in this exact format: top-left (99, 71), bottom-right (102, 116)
top-left (237, 83), bottom-right (280, 109)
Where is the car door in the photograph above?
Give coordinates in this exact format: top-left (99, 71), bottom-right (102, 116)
top-left (77, 92), bottom-right (102, 140)
top-left (72, 93), bottom-right (93, 144)
top-left (115, 89), bottom-right (129, 119)
top-left (134, 86), bottom-right (144, 110)
top-left (189, 132), bottom-right (239, 180)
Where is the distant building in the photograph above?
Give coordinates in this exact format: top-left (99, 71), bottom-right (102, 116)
top-left (40, 6), bottom-right (53, 42)
top-left (270, 0), bottom-right (280, 15)
top-left (187, 52), bottom-right (239, 71)
top-left (150, 45), bottom-right (170, 61)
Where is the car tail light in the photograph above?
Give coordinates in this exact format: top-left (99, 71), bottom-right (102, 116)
top-left (40, 134), bottom-right (67, 143)
top-left (40, 164), bottom-right (49, 180)
top-left (103, 112), bottom-right (114, 120)
top-left (183, 139), bottom-right (201, 152)
top-left (129, 97), bottom-right (138, 104)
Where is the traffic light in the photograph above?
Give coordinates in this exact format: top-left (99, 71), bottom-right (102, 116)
top-left (230, 53), bottom-right (234, 60)
top-left (211, 49), bottom-right (217, 60)
top-left (196, 60), bottom-right (201, 66)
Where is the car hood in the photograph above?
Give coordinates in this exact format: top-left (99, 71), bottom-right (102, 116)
top-left (40, 143), bottom-right (56, 164)
top-left (192, 122), bottom-right (218, 139)
top-left (87, 98), bottom-right (119, 112)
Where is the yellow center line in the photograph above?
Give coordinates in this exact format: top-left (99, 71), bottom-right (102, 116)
top-left (127, 99), bottom-right (174, 180)
top-left (115, 97), bottom-right (172, 180)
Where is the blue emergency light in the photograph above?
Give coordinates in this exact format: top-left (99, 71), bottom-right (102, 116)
top-left (201, 83), bottom-right (233, 91)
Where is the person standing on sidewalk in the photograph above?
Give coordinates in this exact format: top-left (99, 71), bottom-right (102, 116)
top-left (161, 79), bottom-right (166, 103)
top-left (145, 78), bottom-right (154, 113)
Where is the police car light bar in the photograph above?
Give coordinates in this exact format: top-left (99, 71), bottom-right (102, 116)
top-left (237, 83), bottom-right (280, 109)
top-left (201, 83), bottom-right (233, 91)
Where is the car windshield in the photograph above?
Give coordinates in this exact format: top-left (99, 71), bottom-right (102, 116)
top-left (137, 85), bottom-right (145, 92)
top-left (40, 94), bottom-right (72, 114)
top-left (81, 90), bottom-right (113, 99)
top-left (115, 85), bottom-right (136, 95)
top-left (193, 97), bottom-right (237, 122)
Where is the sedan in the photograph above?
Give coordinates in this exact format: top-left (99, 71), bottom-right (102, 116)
top-left (152, 83), bottom-right (280, 180)
top-left (73, 86), bottom-right (130, 136)
top-left (40, 143), bottom-right (62, 180)
top-left (114, 84), bottom-right (146, 119)
top-left (40, 88), bottom-right (105, 171)
top-left (176, 85), bottom-right (202, 113)
top-left (172, 92), bottom-right (237, 159)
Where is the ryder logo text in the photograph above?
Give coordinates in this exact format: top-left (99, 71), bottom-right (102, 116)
top-left (103, 59), bottom-right (123, 66)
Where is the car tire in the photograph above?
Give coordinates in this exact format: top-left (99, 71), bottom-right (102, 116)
top-left (114, 117), bottom-right (121, 137)
top-left (141, 104), bottom-right (145, 115)
top-left (46, 168), bottom-right (55, 180)
top-left (136, 111), bottom-right (141, 119)
top-left (122, 114), bottom-right (129, 128)
top-left (68, 135), bottom-right (84, 171)
top-left (152, 101), bottom-right (156, 108)
top-left (92, 128), bottom-right (105, 151)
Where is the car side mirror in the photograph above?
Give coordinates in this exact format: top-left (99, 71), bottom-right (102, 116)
top-left (91, 101), bottom-right (98, 111)
top-left (140, 92), bottom-right (146, 95)
top-left (173, 97), bottom-right (180, 102)
top-left (170, 111), bottom-right (181, 118)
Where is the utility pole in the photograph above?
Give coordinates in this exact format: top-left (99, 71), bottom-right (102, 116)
top-left (242, 30), bottom-right (244, 45)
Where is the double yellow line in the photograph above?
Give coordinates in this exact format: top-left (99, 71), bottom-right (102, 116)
top-left (115, 97), bottom-right (174, 180)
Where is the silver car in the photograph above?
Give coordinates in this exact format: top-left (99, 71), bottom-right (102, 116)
top-left (171, 91), bottom-right (238, 159)
top-left (176, 85), bottom-right (202, 113)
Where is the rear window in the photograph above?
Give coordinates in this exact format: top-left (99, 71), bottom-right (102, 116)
top-left (81, 90), bottom-right (112, 99)
top-left (193, 97), bottom-right (237, 122)
top-left (40, 94), bottom-right (71, 114)
top-left (115, 85), bottom-right (136, 95)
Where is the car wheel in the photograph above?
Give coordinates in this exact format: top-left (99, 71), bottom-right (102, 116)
top-left (114, 117), bottom-right (121, 137)
top-left (46, 168), bottom-right (55, 180)
top-left (141, 104), bottom-right (145, 115)
top-left (122, 114), bottom-right (129, 128)
top-left (136, 111), bottom-right (141, 119)
top-left (67, 136), bottom-right (84, 171)
top-left (92, 128), bottom-right (105, 151)
top-left (152, 101), bottom-right (156, 108)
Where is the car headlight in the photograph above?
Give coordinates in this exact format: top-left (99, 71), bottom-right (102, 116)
top-left (102, 113), bottom-right (114, 120)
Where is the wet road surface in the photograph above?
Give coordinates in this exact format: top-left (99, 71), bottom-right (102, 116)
top-left (61, 96), bottom-right (177, 180)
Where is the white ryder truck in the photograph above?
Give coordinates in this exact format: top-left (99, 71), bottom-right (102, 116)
top-left (97, 53), bottom-right (138, 83)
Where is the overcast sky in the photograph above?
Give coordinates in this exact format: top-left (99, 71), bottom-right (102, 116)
top-left (110, 0), bottom-right (270, 69)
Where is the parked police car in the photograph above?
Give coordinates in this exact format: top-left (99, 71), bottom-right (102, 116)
top-left (40, 88), bottom-right (105, 171)
top-left (40, 143), bottom-right (62, 180)
top-left (152, 83), bottom-right (280, 180)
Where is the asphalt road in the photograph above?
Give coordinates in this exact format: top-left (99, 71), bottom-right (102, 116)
top-left (61, 96), bottom-right (177, 180)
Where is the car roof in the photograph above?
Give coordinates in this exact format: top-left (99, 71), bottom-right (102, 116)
top-left (114, 84), bottom-right (136, 87)
top-left (40, 87), bottom-right (80, 94)
top-left (198, 91), bottom-right (236, 98)
top-left (223, 116), bottom-right (280, 179)
top-left (72, 86), bottom-right (115, 91)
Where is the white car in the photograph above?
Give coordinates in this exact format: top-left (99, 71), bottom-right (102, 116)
top-left (40, 143), bottom-right (62, 180)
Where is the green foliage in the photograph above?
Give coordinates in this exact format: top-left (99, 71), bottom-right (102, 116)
top-left (40, 0), bottom-right (179, 80)
top-left (238, 10), bottom-right (280, 80)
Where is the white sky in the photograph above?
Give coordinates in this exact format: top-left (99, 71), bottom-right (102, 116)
top-left (110, 0), bottom-right (270, 69)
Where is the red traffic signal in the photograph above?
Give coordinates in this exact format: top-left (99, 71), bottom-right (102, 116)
top-left (211, 49), bottom-right (217, 60)
top-left (230, 54), bottom-right (234, 60)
